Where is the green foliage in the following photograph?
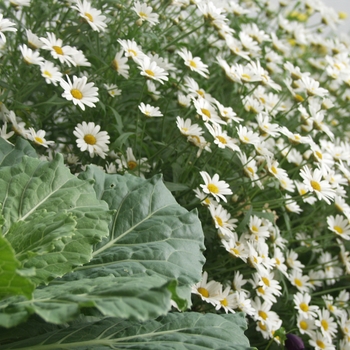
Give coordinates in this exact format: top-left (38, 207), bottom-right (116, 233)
top-left (0, 233), bottom-right (35, 300)
top-left (0, 140), bottom-right (246, 350)
top-left (2, 312), bottom-right (251, 350)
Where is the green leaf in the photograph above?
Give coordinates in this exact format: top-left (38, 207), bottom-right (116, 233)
top-left (0, 162), bottom-right (204, 327)
top-left (2, 312), bottom-right (252, 350)
top-left (164, 181), bottom-right (190, 192)
top-left (0, 138), bottom-right (37, 168)
top-left (6, 211), bottom-right (82, 285)
top-left (110, 132), bottom-right (135, 150)
top-left (77, 167), bottom-right (206, 301)
top-left (0, 275), bottom-right (171, 326)
top-left (0, 234), bottom-right (35, 300)
top-left (0, 153), bottom-right (112, 326)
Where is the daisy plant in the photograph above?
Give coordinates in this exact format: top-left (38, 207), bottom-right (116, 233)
top-left (1, 0), bottom-right (350, 349)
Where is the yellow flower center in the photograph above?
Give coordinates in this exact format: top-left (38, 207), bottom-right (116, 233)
top-left (294, 94), bottom-right (304, 102)
top-left (198, 287), bottom-right (209, 298)
top-left (258, 310), bottom-right (268, 320)
top-left (189, 60), bottom-right (197, 68)
top-left (71, 89), bottom-right (83, 100)
top-left (246, 166), bottom-right (255, 174)
top-left (230, 248), bottom-right (240, 256)
top-left (315, 151), bottom-right (323, 159)
top-left (243, 135), bottom-right (250, 143)
top-left (53, 45), bottom-right (63, 55)
top-left (215, 216), bottom-right (223, 227)
top-left (257, 286), bottom-right (265, 295)
top-left (112, 60), bottom-right (119, 71)
top-left (334, 225), bottom-right (343, 234)
top-left (196, 90), bottom-right (205, 98)
top-left (328, 304), bottom-right (335, 312)
top-left (300, 189), bottom-right (307, 195)
top-left (181, 127), bottom-right (189, 133)
top-left (251, 225), bottom-right (259, 233)
top-left (216, 136), bottom-right (227, 144)
top-left (221, 298), bottom-right (228, 307)
top-left (294, 278), bottom-right (303, 287)
top-left (258, 321), bottom-right (267, 331)
top-left (241, 73), bottom-right (251, 81)
top-left (207, 183), bottom-right (219, 194)
top-left (316, 340), bottom-right (326, 349)
top-left (271, 166), bottom-right (278, 175)
top-left (262, 277), bottom-right (270, 287)
top-left (321, 319), bottom-right (329, 331)
top-left (300, 302), bottom-right (309, 312)
top-left (127, 160), bottom-right (137, 170)
top-left (145, 69), bottom-right (155, 77)
top-left (300, 320), bottom-right (308, 330)
top-left (43, 70), bottom-right (52, 78)
top-left (275, 257), bottom-right (281, 265)
top-left (339, 11), bottom-right (348, 20)
top-left (84, 12), bottom-right (93, 22)
top-left (139, 11), bottom-right (148, 19)
top-left (34, 136), bottom-right (44, 144)
top-left (84, 134), bottom-right (97, 145)
top-left (201, 108), bottom-right (211, 118)
top-left (189, 135), bottom-right (200, 144)
top-left (128, 49), bottom-right (137, 57)
top-left (310, 180), bottom-right (321, 192)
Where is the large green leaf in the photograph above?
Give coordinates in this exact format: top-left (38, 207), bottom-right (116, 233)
top-left (0, 138), bottom-right (37, 168)
top-left (0, 275), bottom-right (171, 328)
top-left (0, 234), bottom-right (35, 300)
top-left (76, 166), bottom-right (206, 300)
top-left (0, 154), bottom-right (112, 326)
top-left (0, 160), bottom-right (204, 327)
top-left (2, 312), bottom-right (252, 350)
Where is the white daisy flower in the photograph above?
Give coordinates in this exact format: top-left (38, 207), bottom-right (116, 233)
top-left (26, 29), bottom-right (43, 49)
top-left (9, 0), bottom-right (31, 6)
top-left (28, 128), bottom-right (54, 148)
top-left (137, 56), bottom-right (168, 84)
top-left (177, 47), bottom-right (209, 78)
top-left (115, 147), bottom-right (151, 178)
top-left (0, 122), bottom-right (14, 144)
top-left (191, 271), bottom-right (222, 307)
top-left (192, 97), bottom-right (225, 125)
top-left (111, 50), bottom-right (130, 79)
top-left (200, 171), bottom-right (232, 203)
top-left (176, 116), bottom-right (203, 137)
top-left (40, 32), bottom-right (76, 66)
top-left (40, 60), bottom-right (62, 85)
top-left (117, 39), bottom-right (145, 61)
top-left (205, 123), bottom-right (240, 152)
top-left (299, 165), bottom-right (335, 204)
top-left (298, 75), bottom-right (328, 98)
top-left (327, 214), bottom-right (350, 240)
top-left (60, 75), bottom-right (99, 111)
top-left (104, 83), bottom-right (121, 97)
top-left (208, 203), bottom-right (238, 238)
top-left (70, 49), bottom-right (91, 67)
top-left (293, 292), bottom-right (319, 319)
top-left (132, 1), bottom-right (159, 26)
top-left (19, 44), bottom-right (44, 65)
top-left (73, 121), bottom-right (110, 158)
top-left (138, 102), bottom-right (163, 117)
top-left (71, 0), bottom-right (107, 32)
top-left (0, 14), bottom-right (16, 43)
